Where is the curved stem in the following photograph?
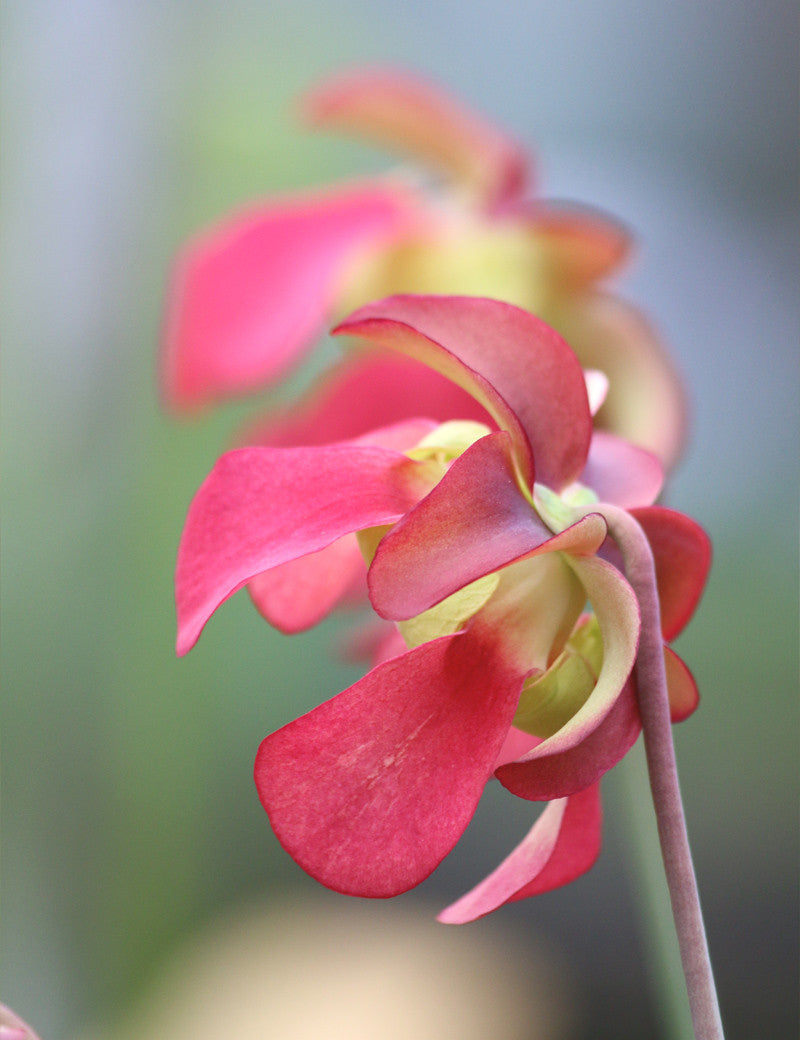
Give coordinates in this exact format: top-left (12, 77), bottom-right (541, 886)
top-left (599, 504), bottom-right (724, 1040)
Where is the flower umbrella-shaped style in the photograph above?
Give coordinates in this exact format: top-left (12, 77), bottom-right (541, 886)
top-left (175, 295), bottom-right (709, 917)
top-left (163, 67), bottom-right (686, 466)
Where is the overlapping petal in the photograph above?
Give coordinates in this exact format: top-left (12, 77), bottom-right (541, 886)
top-left (255, 627), bottom-right (526, 897)
top-left (335, 294), bottom-right (592, 490)
top-left (175, 441), bottom-right (441, 654)
top-left (303, 66), bottom-right (530, 209)
top-left (369, 431), bottom-right (607, 621)
top-left (438, 784), bottom-right (602, 923)
top-left (580, 431), bottom-right (664, 508)
top-left (162, 182), bottom-right (421, 409)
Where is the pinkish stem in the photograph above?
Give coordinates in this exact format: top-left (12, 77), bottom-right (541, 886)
top-left (599, 504), bottom-right (724, 1040)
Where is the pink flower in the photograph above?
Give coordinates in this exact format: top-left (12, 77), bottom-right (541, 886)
top-left (163, 67), bottom-right (685, 466)
top-left (175, 295), bottom-right (709, 918)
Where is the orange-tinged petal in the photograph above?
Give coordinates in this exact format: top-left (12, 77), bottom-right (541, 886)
top-left (303, 66), bottom-right (530, 208)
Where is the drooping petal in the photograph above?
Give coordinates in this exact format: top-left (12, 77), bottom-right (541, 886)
top-left (581, 431), bottom-right (664, 508)
top-left (437, 784), bottom-right (602, 923)
top-left (665, 645), bottom-right (700, 723)
top-left (553, 291), bottom-right (687, 467)
top-left (162, 182), bottom-right (419, 409)
top-left (630, 506), bottom-right (712, 641)
top-left (176, 443), bottom-right (439, 654)
top-left (255, 628), bottom-right (526, 897)
top-left (369, 432), bottom-right (607, 621)
top-left (243, 352), bottom-right (489, 448)
top-left (335, 294), bottom-right (592, 490)
top-left (303, 66), bottom-right (530, 209)
top-left (248, 536), bottom-right (366, 634)
top-left (495, 555), bottom-right (641, 799)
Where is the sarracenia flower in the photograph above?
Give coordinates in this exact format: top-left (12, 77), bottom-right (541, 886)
top-left (175, 296), bottom-right (709, 919)
top-left (163, 67), bottom-right (685, 465)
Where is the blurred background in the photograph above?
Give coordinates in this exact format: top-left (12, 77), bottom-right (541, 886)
top-left (2, 1), bottom-right (797, 1038)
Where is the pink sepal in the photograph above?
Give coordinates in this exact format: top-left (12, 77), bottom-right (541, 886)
top-left (582, 431), bottom-right (664, 508)
top-left (175, 442), bottom-right (438, 654)
top-left (254, 628), bottom-right (526, 897)
top-left (438, 784), bottom-right (602, 923)
top-left (162, 182), bottom-right (418, 409)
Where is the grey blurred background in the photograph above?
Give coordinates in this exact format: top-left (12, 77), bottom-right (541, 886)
top-left (2, 1), bottom-right (797, 1038)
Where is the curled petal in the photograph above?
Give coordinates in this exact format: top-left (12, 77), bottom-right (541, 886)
top-left (303, 66), bottom-right (530, 208)
top-left (176, 443), bottom-right (439, 654)
top-left (244, 352), bottom-right (489, 448)
top-left (495, 555), bottom-right (640, 798)
top-left (665, 645), bottom-right (700, 723)
top-left (162, 182), bottom-right (419, 409)
top-left (581, 431), bottom-right (664, 508)
top-left (630, 506), bottom-right (712, 641)
top-left (255, 629), bottom-right (526, 897)
top-left (438, 784), bottom-right (602, 923)
top-left (554, 291), bottom-right (687, 467)
top-left (335, 294), bottom-right (592, 490)
top-left (523, 201), bottom-right (631, 286)
top-left (370, 432), bottom-right (607, 621)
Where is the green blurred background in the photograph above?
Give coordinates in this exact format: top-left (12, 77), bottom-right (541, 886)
top-left (3, 2), bottom-right (797, 1038)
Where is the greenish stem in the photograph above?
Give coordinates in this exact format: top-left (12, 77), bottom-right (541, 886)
top-left (599, 504), bottom-right (724, 1040)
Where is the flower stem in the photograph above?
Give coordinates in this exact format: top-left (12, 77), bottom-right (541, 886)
top-left (600, 504), bottom-right (724, 1040)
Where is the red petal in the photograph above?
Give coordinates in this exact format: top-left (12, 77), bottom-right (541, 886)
top-left (176, 444), bottom-right (438, 654)
top-left (335, 294), bottom-right (592, 490)
top-left (581, 431), bottom-right (664, 508)
top-left (630, 506), bottom-right (712, 640)
top-left (665, 645), bottom-right (700, 722)
top-left (438, 784), bottom-right (602, 922)
top-left (162, 182), bottom-right (418, 409)
top-left (303, 66), bottom-right (530, 209)
top-left (496, 679), bottom-right (641, 799)
top-left (369, 432), bottom-right (606, 621)
top-left (243, 351), bottom-right (489, 448)
top-left (521, 200), bottom-right (631, 286)
top-left (255, 629), bottom-right (526, 897)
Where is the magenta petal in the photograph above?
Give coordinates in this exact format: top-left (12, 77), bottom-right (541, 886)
top-left (162, 182), bottom-right (417, 409)
top-left (176, 444), bottom-right (437, 654)
top-left (255, 629), bottom-right (526, 897)
top-left (244, 351), bottom-right (491, 448)
top-left (335, 294), bottom-right (592, 490)
top-left (581, 431), bottom-right (664, 508)
top-left (369, 432), bottom-right (606, 620)
top-left (438, 784), bottom-right (602, 923)
top-left (630, 506), bottom-right (712, 641)
top-left (248, 535), bottom-right (366, 634)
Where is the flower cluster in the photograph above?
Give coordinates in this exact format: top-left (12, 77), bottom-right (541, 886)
top-left (175, 294), bottom-right (709, 921)
top-left (163, 66), bottom-right (685, 466)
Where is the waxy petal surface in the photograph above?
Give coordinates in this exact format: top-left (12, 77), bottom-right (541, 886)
top-left (630, 506), bottom-right (712, 641)
top-left (163, 182), bottom-right (418, 408)
top-left (255, 629), bottom-right (526, 897)
top-left (581, 431), bottom-right (664, 508)
top-left (438, 784), bottom-right (602, 923)
top-left (335, 294), bottom-right (592, 490)
top-left (303, 67), bottom-right (529, 208)
top-left (176, 444), bottom-right (438, 654)
top-left (370, 432), bottom-right (606, 621)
